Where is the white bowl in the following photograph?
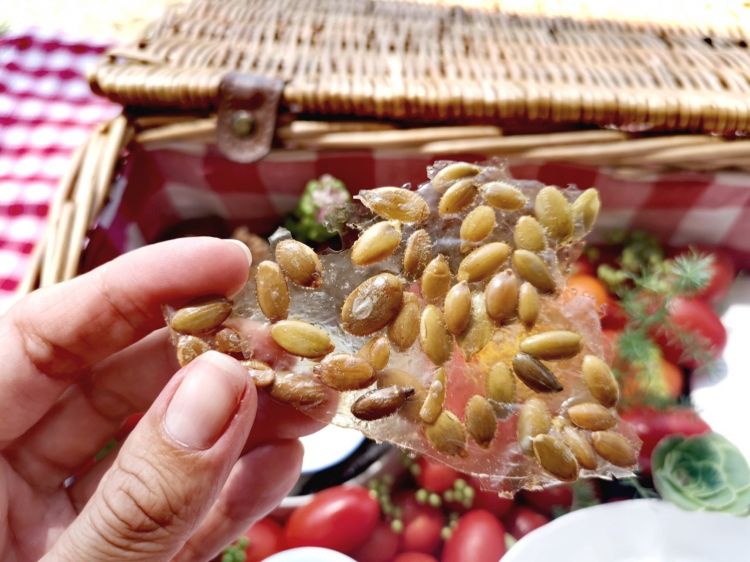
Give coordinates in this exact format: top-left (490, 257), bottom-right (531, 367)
top-left (264, 547), bottom-right (356, 562)
top-left (503, 499), bottom-right (750, 562)
top-left (299, 425), bottom-right (365, 473)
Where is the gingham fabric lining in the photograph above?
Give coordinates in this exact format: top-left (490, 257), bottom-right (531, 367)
top-left (0, 31), bottom-right (118, 309)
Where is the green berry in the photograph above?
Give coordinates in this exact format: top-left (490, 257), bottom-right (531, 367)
top-left (444, 490), bottom-right (455, 502)
top-left (440, 527), bottom-right (453, 541)
top-left (391, 519), bottom-right (404, 534)
top-left (454, 478), bottom-right (467, 490)
top-left (428, 493), bottom-right (442, 508)
top-left (416, 489), bottom-right (429, 504)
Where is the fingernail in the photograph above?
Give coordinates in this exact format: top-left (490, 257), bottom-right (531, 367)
top-left (226, 239), bottom-right (253, 267)
top-left (165, 351), bottom-right (247, 449)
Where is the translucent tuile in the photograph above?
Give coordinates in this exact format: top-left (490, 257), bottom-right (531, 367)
top-left (165, 160), bottom-right (640, 495)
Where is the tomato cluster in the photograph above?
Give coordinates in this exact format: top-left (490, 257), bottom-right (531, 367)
top-left (232, 457), bottom-right (571, 562)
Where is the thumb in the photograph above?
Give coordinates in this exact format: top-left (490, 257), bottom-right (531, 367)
top-left (46, 351), bottom-right (256, 562)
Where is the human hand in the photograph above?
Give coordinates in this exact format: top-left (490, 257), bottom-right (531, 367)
top-left (0, 238), bottom-right (326, 561)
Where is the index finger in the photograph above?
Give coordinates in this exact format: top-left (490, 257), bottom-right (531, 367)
top-left (0, 237), bottom-right (251, 443)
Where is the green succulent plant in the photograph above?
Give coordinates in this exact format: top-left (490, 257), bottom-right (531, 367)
top-left (653, 432), bottom-right (750, 516)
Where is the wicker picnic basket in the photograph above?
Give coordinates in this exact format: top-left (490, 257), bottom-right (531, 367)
top-left (20, 0), bottom-right (750, 295)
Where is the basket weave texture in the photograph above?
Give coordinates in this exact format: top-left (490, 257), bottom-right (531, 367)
top-left (91, 0), bottom-right (750, 133)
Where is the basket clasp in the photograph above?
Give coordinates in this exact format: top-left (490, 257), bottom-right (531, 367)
top-left (217, 72), bottom-right (284, 163)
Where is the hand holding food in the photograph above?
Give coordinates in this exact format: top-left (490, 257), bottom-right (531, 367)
top-left (167, 161), bottom-right (640, 493)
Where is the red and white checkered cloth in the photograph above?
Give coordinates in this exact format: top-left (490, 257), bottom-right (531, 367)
top-left (0, 30), bottom-right (118, 309)
top-left (80, 146), bottom-right (750, 275)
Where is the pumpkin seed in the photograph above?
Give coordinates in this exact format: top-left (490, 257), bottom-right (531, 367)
top-left (567, 403), bottom-right (617, 431)
top-left (591, 431), bottom-right (637, 467)
top-left (532, 434), bottom-right (579, 482)
top-left (534, 186), bottom-right (573, 241)
top-left (358, 187), bottom-right (430, 223)
top-left (270, 320), bottom-right (334, 358)
top-left (444, 281), bottom-right (472, 335)
top-left (513, 216), bottom-right (546, 252)
top-left (314, 353), bottom-right (376, 391)
top-left (512, 353), bottom-right (563, 393)
top-left (270, 372), bottom-right (328, 408)
top-left (388, 292), bottom-right (420, 350)
top-left (170, 296), bottom-right (233, 334)
top-left (512, 250), bottom-right (556, 293)
top-left (214, 327), bottom-right (243, 355)
top-left (517, 397), bottom-right (552, 455)
top-left (357, 335), bottom-right (391, 371)
top-left (484, 270), bottom-right (519, 324)
top-left (378, 368), bottom-right (426, 421)
top-left (519, 331), bottom-right (582, 360)
top-left (432, 162), bottom-right (481, 193)
top-left (465, 395), bottom-right (497, 448)
top-left (341, 273), bottom-right (403, 336)
top-left (518, 282), bottom-right (541, 327)
top-left (275, 239), bottom-right (323, 288)
top-left (240, 359), bottom-right (275, 388)
top-left (559, 424), bottom-right (598, 470)
top-left (256, 261), bottom-right (290, 322)
top-left (351, 386), bottom-right (415, 421)
top-left (457, 242), bottom-right (510, 282)
top-left (573, 188), bottom-right (601, 233)
top-left (486, 362), bottom-right (516, 404)
top-left (403, 229), bottom-right (433, 279)
top-left (481, 181), bottom-right (527, 210)
top-left (419, 371), bottom-right (446, 424)
top-left (438, 178), bottom-right (477, 216)
top-left (425, 411), bottom-right (467, 457)
top-left (458, 292), bottom-right (494, 358)
top-left (421, 254), bottom-right (452, 303)
top-left (420, 305), bottom-right (453, 365)
top-left (582, 355), bottom-right (619, 408)
top-left (176, 335), bottom-right (210, 367)
top-left (460, 205), bottom-right (496, 249)
top-left (351, 221), bottom-right (402, 266)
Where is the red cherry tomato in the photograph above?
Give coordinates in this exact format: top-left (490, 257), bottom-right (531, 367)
top-left (350, 521), bottom-right (400, 562)
top-left (521, 484), bottom-right (574, 517)
top-left (655, 297), bottom-right (727, 368)
top-left (601, 299), bottom-right (628, 330)
top-left (505, 506), bottom-right (549, 539)
top-left (621, 407), bottom-right (711, 474)
top-left (566, 274), bottom-right (610, 310)
top-left (416, 457), bottom-right (460, 493)
top-left (285, 486), bottom-right (380, 553)
top-left (572, 256), bottom-right (596, 276)
top-left (393, 490), bottom-right (422, 524)
top-left (402, 505), bottom-right (444, 554)
top-left (242, 517), bottom-right (285, 562)
top-left (466, 477), bottom-right (514, 518)
top-left (620, 357), bottom-right (684, 402)
top-left (394, 553), bottom-right (439, 562)
top-left (442, 510), bottom-right (506, 562)
top-left (671, 246), bottom-right (735, 304)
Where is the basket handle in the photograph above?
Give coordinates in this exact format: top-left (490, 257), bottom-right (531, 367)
top-left (216, 72), bottom-right (285, 163)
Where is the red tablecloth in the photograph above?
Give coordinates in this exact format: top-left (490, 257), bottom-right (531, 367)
top-left (0, 30), bottom-right (118, 309)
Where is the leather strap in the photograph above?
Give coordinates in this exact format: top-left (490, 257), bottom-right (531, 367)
top-left (216, 72), bottom-right (284, 163)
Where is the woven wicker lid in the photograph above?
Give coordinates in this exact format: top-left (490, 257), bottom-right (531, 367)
top-left (90, 0), bottom-right (750, 134)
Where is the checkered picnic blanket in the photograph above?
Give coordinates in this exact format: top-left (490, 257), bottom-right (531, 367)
top-left (0, 30), bottom-right (118, 309)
